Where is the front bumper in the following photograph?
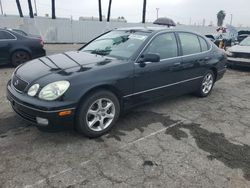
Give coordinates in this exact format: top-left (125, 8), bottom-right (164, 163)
top-left (227, 57), bottom-right (250, 67)
top-left (7, 80), bottom-right (76, 129)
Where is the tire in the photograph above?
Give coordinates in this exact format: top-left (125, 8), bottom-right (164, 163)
top-left (196, 70), bottom-right (215, 97)
top-left (75, 90), bottom-right (120, 138)
top-left (11, 50), bottom-right (30, 67)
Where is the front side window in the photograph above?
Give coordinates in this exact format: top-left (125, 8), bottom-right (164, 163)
top-left (81, 30), bottom-right (150, 59)
top-left (144, 32), bottom-right (178, 59)
top-left (0, 31), bottom-right (15, 40)
top-left (179, 33), bottom-right (201, 55)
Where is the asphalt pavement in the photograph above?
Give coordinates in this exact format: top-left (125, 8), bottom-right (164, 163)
top-left (0, 44), bottom-right (250, 188)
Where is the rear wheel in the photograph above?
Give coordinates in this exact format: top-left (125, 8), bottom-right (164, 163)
top-left (196, 70), bottom-right (215, 97)
top-left (11, 50), bottom-right (30, 67)
top-left (76, 90), bottom-right (120, 138)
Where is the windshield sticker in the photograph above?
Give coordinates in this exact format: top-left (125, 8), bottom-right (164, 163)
top-left (129, 34), bottom-right (147, 40)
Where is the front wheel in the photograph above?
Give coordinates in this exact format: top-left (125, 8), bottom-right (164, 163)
top-left (75, 90), bottom-right (120, 138)
top-left (196, 70), bottom-right (215, 97)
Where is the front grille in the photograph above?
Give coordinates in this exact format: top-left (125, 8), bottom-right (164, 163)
top-left (233, 52), bottom-right (250, 59)
top-left (12, 75), bottom-right (28, 92)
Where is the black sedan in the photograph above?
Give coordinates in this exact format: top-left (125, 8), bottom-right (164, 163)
top-left (7, 27), bottom-right (227, 137)
top-left (0, 28), bottom-right (46, 67)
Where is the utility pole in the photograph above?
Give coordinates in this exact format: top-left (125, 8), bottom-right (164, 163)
top-left (156, 8), bottom-right (159, 19)
top-left (142, 0), bottom-right (147, 23)
top-left (33, 0), bottom-right (38, 16)
top-left (107, 0), bottom-right (112, 22)
top-left (27, 0), bottom-right (34, 18)
top-left (230, 14), bottom-right (233, 25)
top-left (98, 0), bottom-right (102, 21)
top-left (16, 0), bottom-right (23, 17)
top-left (52, 0), bottom-right (56, 19)
top-left (0, 0), bottom-right (3, 15)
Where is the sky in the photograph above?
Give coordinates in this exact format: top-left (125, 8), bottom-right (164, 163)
top-left (0, 0), bottom-right (250, 27)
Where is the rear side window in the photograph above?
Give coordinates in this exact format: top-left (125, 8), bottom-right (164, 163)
top-left (179, 33), bottom-right (201, 55)
top-left (199, 36), bottom-right (209, 51)
top-left (144, 32), bottom-right (178, 59)
top-left (0, 31), bottom-right (15, 40)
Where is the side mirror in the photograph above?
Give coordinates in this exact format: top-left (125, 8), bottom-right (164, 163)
top-left (138, 53), bottom-right (160, 63)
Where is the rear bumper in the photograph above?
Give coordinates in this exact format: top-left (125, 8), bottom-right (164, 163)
top-left (32, 48), bottom-right (46, 59)
top-left (7, 80), bottom-right (76, 130)
top-left (227, 57), bottom-right (250, 67)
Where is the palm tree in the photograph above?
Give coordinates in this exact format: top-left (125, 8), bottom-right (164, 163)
top-left (217, 10), bottom-right (226, 27)
top-left (107, 0), bottom-right (112, 22)
top-left (142, 0), bottom-right (147, 23)
top-left (52, 0), bottom-right (56, 19)
top-left (16, 0), bottom-right (23, 17)
top-left (98, 0), bottom-right (102, 21)
top-left (27, 0), bottom-right (34, 18)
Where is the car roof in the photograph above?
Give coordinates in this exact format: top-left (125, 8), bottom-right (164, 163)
top-left (116, 26), bottom-right (176, 33)
top-left (115, 27), bottom-right (203, 37)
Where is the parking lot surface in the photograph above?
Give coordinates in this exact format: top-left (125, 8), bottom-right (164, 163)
top-left (0, 45), bottom-right (250, 188)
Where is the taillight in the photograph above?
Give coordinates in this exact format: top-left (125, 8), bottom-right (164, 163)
top-left (39, 37), bottom-right (44, 47)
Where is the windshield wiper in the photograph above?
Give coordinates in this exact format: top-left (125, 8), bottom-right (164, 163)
top-left (84, 49), bottom-right (111, 56)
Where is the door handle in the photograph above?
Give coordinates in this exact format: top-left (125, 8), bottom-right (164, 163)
top-left (173, 62), bottom-right (181, 66)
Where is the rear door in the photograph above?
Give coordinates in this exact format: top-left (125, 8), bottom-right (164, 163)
top-left (176, 32), bottom-right (211, 87)
top-left (0, 30), bottom-right (16, 64)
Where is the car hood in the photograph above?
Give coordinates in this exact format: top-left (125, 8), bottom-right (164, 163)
top-left (229, 45), bottom-right (250, 53)
top-left (15, 51), bottom-right (117, 82)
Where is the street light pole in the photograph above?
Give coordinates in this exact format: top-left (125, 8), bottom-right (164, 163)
top-left (0, 0), bottom-right (3, 15)
top-left (230, 14), bottom-right (233, 25)
top-left (156, 8), bottom-right (159, 19)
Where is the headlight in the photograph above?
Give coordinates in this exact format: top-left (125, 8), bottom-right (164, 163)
top-left (38, 81), bottom-right (70, 101)
top-left (226, 50), bottom-right (233, 56)
top-left (28, 84), bottom-right (40, 96)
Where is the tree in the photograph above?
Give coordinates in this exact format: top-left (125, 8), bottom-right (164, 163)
top-left (27, 0), bottom-right (34, 18)
top-left (107, 0), bottom-right (112, 22)
top-left (217, 10), bottom-right (226, 27)
top-left (98, 0), bottom-right (102, 21)
top-left (52, 0), bottom-right (56, 19)
top-left (142, 0), bottom-right (147, 23)
top-left (15, 0), bottom-right (23, 17)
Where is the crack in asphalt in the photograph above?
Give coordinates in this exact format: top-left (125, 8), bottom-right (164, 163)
top-left (166, 122), bottom-right (250, 181)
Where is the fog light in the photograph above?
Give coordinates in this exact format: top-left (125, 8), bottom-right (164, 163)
top-left (36, 117), bottom-right (49, 126)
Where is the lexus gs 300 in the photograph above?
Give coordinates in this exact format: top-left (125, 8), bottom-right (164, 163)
top-left (7, 27), bottom-right (227, 137)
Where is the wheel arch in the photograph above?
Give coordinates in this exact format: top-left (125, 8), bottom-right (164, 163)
top-left (76, 84), bottom-right (124, 111)
top-left (10, 48), bottom-right (32, 59)
top-left (210, 67), bottom-right (217, 81)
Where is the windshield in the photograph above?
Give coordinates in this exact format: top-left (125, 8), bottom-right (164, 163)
top-left (81, 30), bottom-right (150, 59)
top-left (240, 37), bottom-right (250, 46)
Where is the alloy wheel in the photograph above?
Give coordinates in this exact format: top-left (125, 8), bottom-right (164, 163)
top-left (202, 73), bottom-right (214, 94)
top-left (86, 98), bottom-right (115, 132)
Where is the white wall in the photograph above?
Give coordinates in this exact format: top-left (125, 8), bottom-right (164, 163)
top-left (1, 15), bottom-right (250, 43)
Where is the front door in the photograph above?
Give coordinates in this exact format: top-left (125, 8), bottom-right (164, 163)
top-left (131, 32), bottom-right (183, 100)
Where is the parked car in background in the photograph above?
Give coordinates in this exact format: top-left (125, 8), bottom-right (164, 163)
top-left (226, 36), bottom-right (250, 68)
top-left (237, 34), bottom-right (250, 43)
top-left (205, 34), bottom-right (216, 43)
top-left (7, 27), bottom-right (227, 137)
top-left (0, 28), bottom-right (45, 67)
